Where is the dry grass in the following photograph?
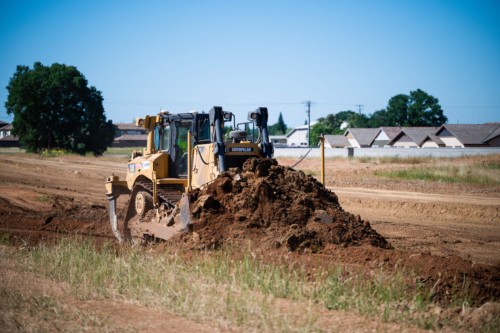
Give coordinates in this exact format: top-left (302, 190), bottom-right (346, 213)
top-left (1, 236), bottom-right (496, 332)
top-left (374, 155), bottom-right (500, 187)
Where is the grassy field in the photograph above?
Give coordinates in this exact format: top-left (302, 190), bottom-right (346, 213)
top-left (1, 235), bottom-right (494, 332)
top-left (103, 147), bottom-right (143, 155)
top-left (374, 155), bottom-right (500, 187)
top-left (0, 147), bottom-right (142, 156)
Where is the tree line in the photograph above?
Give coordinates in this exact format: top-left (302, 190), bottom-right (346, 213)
top-left (4, 62), bottom-right (448, 152)
top-left (310, 89), bottom-right (447, 145)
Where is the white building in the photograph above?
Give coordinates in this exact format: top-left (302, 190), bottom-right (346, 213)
top-left (0, 123), bottom-right (12, 139)
top-left (269, 135), bottom-right (287, 147)
top-left (286, 122), bottom-right (317, 147)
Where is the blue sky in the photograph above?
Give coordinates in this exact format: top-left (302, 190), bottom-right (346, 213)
top-left (1, 0), bottom-right (499, 128)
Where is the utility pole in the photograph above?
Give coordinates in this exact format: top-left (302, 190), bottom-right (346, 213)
top-left (301, 100), bottom-right (315, 147)
top-left (356, 104), bottom-right (364, 115)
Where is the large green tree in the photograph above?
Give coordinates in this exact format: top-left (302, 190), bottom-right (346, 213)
top-left (346, 113), bottom-right (371, 128)
top-left (5, 62), bottom-right (115, 155)
top-left (310, 110), bottom-right (356, 145)
top-left (268, 112), bottom-right (288, 135)
top-left (367, 109), bottom-right (388, 128)
top-left (386, 89), bottom-right (447, 126)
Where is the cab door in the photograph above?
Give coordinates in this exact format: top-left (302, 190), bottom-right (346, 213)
top-left (171, 120), bottom-right (193, 177)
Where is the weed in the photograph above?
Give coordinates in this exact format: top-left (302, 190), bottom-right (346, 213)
top-left (34, 195), bottom-right (50, 202)
top-left (301, 169), bottom-right (317, 176)
top-left (0, 232), bottom-right (10, 245)
top-left (374, 160), bottom-right (500, 187)
top-left (3, 238), bottom-right (488, 331)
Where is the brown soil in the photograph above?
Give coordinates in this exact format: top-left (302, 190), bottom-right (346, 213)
top-left (170, 158), bottom-right (390, 253)
top-left (163, 158), bottom-right (500, 304)
top-left (0, 184), bottom-right (116, 247)
top-left (0, 153), bottom-right (499, 309)
top-left (279, 158), bottom-right (500, 198)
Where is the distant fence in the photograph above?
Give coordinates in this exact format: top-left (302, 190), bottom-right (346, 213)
top-left (273, 147), bottom-right (500, 158)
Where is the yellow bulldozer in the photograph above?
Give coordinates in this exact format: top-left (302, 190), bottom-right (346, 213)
top-left (105, 106), bottom-right (274, 243)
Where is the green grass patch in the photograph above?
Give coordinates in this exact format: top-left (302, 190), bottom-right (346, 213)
top-left (0, 238), bottom-right (486, 331)
top-left (355, 155), bottom-right (433, 164)
top-left (0, 147), bottom-right (26, 154)
top-left (104, 147), bottom-right (143, 155)
top-left (34, 195), bottom-right (50, 202)
top-left (301, 169), bottom-right (317, 176)
top-left (375, 161), bottom-right (500, 187)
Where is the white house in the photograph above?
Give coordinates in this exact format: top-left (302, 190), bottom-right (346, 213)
top-left (0, 123), bottom-right (12, 139)
top-left (269, 135), bottom-right (287, 147)
top-left (286, 122), bottom-right (317, 147)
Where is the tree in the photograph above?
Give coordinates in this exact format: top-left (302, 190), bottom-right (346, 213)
top-left (336, 110), bottom-right (356, 123)
top-left (367, 109), bottom-right (388, 128)
top-left (386, 89), bottom-right (447, 126)
top-left (5, 62), bottom-right (114, 155)
top-left (268, 112), bottom-right (288, 135)
top-left (310, 111), bottom-right (356, 145)
top-left (275, 112), bottom-right (287, 134)
top-left (223, 125), bottom-right (233, 141)
top-left (346, 113), bottom-right (371, 128)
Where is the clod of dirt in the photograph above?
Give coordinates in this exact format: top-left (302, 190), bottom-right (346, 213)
top-left (169, 158), bottom-right (392, 252)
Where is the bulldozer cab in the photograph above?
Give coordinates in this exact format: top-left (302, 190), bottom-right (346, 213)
top-left (155, 113), bottom-right (211, 178)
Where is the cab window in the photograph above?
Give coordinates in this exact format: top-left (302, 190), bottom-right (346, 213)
top-left (198, 118), bottom-right (210, 141)
top-left (174, 121), bottom-right (192, 175)
top-left (161, 124), bottom-right (170, 151)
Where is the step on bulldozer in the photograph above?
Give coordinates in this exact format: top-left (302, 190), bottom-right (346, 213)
top-left (105, 106), bottom-right (274, 243)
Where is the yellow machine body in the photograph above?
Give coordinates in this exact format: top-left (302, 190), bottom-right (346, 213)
top-left (105, 107), bottom-right (272, 243)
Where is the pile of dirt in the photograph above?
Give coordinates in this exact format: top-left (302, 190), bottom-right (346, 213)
top-left (169, 158), bottom-right (391, 252)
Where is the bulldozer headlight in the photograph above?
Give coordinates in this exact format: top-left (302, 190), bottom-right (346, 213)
top-left (138, 119), bottom-right (145, 126)
top-left (223, 112), bottom-right (232, 120)
top-left (250, 112), bottom-right (258, 120)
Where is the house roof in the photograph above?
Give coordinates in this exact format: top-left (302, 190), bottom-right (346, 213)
top-left (344, 128), bottom-right (380, 146)
top-left (269, 135), bottom-right (287, 140)
top-left (0, 121), bottom-right (8, 127)
top-left (114, 135), bottom-right (148, 141)
top-left (426, 134), bottom-right (445, 146)
top-left (379, 127), bottom-right (403, 140)
top-left (286, 122), bottom-right (317, 138)
top-left (484, 126), bottom-right (500, 142)
top-left (387, 127), bottom-right (440, 146)
top-left (324, 135), bottom-right (349, 147)
top-left (113, 122), bottom-right (145, 131)
top-left (0, 134), bottom-right (19, 141)
top-left (437, 124), bottom-right (500, 145)
top-left (0, 123), bottom-right (13, 131)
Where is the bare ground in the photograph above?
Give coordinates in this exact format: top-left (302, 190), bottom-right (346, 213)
top-left (0, 153), bottom-right (499, 331)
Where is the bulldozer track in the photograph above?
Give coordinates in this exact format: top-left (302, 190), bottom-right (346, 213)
top-left (134, 181), bottom-right (184, 207)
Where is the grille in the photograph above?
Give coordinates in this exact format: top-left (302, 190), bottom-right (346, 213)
top-left (225, 155), bottom-right (254, 170)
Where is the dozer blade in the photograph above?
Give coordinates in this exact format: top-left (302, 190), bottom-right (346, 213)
top-left (137, 193), bottom-right (191, 241)
top-left (106, 194), bottom-right (124, 243)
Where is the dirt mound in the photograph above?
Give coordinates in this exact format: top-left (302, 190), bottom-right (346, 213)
top-left (169, 158), bottom-right (391, 252)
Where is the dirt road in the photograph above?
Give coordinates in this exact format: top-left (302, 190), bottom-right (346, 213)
top-left (330, 187), bottom-right (500, 264)
top-left (0, 154), bottom-right (499, 265)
